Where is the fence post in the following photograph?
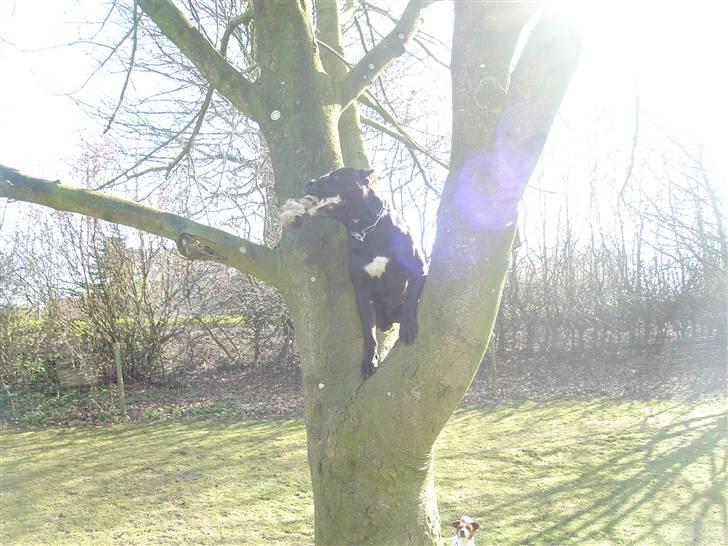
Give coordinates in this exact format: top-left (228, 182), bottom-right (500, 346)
top-left (113, 341), bottom-right (127, 420)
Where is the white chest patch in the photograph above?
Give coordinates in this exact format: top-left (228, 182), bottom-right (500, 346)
top-left (364, 256), bottom-right (389, 278)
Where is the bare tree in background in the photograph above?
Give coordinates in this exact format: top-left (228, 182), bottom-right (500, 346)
top-left (495, 133), bottom-right (726, 354)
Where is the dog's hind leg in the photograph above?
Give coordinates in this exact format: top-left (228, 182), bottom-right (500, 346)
top-left (375, 301), bottom-right (400, 332)
top-left (355, 288), bottom-right (379, 377)
top-left (399, 274), bottom-right (426, 344)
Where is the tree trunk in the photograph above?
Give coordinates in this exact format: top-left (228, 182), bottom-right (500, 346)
top-left (311, 429), bottom-right (439, 545)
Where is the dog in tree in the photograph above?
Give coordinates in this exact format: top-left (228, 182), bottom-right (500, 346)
top-left (282, 167), bottom-right (427, 377)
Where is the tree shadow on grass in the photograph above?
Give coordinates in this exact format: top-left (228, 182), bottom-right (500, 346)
top-left (440, 401), bottom-right (726, 545)
top-left (1, 419), bottom-right (312, 545)
top-left (521, 412), bottom-right (725, 544)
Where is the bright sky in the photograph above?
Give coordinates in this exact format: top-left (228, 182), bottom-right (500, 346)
top-left (0, 2), bottom-right (119, 181)
top-left (546, 0), bottom-right (728, 178)
top-left (1, 0), bottom-right (726, 224)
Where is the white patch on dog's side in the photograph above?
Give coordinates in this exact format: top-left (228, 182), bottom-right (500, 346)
top-left (308, 195), bottom-right (342, 216)
top-left (364, 256), bottom-right (389, 278)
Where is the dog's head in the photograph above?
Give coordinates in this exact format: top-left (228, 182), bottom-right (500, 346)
top-left (302, 167), bottom-right (375, 219)
top-left (452, 516), bottom-right (480, 541)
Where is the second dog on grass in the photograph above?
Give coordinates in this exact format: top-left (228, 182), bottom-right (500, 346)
top-left (451, 516), bottom-right (480, 546)
top-left (283, 167), bottom-right (427, 377)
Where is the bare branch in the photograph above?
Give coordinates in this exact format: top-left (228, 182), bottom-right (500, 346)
top-left (337, 0), bottom-right (435, 109)
top-left (104, 0), bottom-right (140, 134)
top-left (618, 86), bottom-right (640, 201)
top-left (359, 94), bottom-right (449, 170)
top-left (495, 12), bottom-right (582, 167)
top-left (361, 2), bottom-right (450, 69)
top-left (164, 85), bottom-right (215, 177)
top-left (315, 0), bottom-right (347, 76)
top-left (96, 113), bottom-right (201, 190)
top-left (413, 36), bottom-right (449, 69)
top-left (165, 10), bottom-right (251, 177)
top-left (138, 0), bottom-right (262, 119)
top-left (72, 27), bottom-right (134, 94)
top-left (317, 39), bottom-right (351, 68)
top-left (0, 165), bottom-right (286, 289)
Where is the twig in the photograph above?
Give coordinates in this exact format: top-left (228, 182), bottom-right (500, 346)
top-left (165, 86), bottom-right (215, 177)
top-left (104, 0), bottom-right (140, 134)
top-left (359, 93), bottom-right (449, 169)
top-left (618, 85), bottom-right (640, 201)
top-left (163, 9), bottom-right (251, 178)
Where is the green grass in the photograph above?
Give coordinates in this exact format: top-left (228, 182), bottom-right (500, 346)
top-left (1, 398), bottom-right (725, 545)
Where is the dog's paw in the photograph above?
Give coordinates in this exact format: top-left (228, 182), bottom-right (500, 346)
top-left (361, 355), bottom-right (379, 378)
top-left (399, 316), bottom-right (417, 344)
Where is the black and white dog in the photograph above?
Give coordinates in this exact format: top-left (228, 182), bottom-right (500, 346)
top-left (282, 167), bottom-right (427, 377)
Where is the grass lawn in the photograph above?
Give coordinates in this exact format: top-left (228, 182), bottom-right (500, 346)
top-left (1, 397), bottom-right (725, 545)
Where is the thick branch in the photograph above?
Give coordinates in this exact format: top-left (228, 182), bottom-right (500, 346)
top-left (137, 0), bottom-right (262, 119)
top-left (0, 166), bottom-right (286, 289)
top-left (354, 9), bottom-right (582, 451)
top-left (316, 15), bottom-right (444, 169)
top-left (497, 15), bottom-right (581, 158)
top-left (315, 0), bottom-right (347, 77)
top-left (337, 0), bottom-right (435, 109)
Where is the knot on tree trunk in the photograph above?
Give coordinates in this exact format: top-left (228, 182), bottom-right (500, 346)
top-left (176, 233), bottom-right (217, 259)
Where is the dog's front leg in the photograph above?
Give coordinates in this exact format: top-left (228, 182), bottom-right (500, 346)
top-left (399, 274), bottom-right (426, 344)
top-left (355, 288), bottom-right (379, 377)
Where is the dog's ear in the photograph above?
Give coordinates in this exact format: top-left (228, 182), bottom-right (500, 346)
top-left (356, 168), bottom-right (375, 185)
top-left (472, 522), bottom-right (480, 531)
top-left (451, 520), bottom-right (462, 528)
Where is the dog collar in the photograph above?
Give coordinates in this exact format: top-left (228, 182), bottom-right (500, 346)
top-left (349, 206), bottom-right (386, 242)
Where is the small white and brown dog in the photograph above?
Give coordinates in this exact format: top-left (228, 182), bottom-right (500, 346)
top-left (451, 516), bottom-right (480, 546)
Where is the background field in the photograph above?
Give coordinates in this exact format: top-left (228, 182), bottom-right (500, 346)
top-left (2, 397), bottom-right (725, 545)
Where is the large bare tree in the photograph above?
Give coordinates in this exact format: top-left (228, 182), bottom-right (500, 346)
top-left (1, 1), bottom-right (579, 543)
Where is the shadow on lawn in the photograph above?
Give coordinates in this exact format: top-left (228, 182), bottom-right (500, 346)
top-left (446, 401), bottom-right (727, 545)
top-left (3, 400), bottom-right (725, 545)
top-left (2, 419), bottom-right (313, 545)
top-left (2, 418), bottom-right (305, 483)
